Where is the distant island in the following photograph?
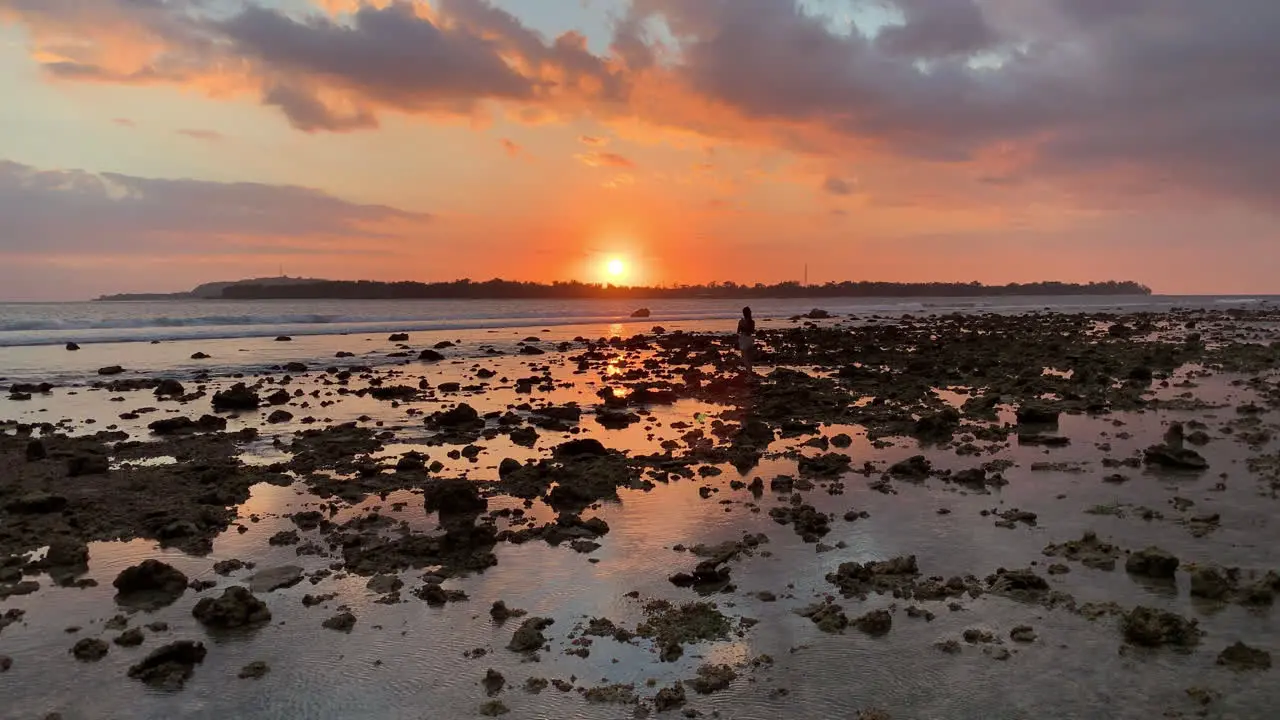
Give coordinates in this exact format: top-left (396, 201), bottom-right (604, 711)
top-left (206, 278), bottom-right (1150, 300)
top-left (98, 278), bottom-right (1152, 302)
top-left (97, 276), bottom-right (328, 301)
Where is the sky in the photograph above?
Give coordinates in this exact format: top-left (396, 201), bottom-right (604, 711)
top-left (0, 0), bottom-right (1278, 300)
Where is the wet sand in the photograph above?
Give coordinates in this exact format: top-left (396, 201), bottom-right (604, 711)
top-left (2, 307), bottom-right (1280, 719)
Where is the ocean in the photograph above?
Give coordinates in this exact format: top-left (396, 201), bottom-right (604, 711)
top-left (0, 295), bottom-right (1272, 385)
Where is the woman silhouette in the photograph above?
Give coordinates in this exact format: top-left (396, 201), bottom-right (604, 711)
top-left (737, 306), bottom-right (755, 373)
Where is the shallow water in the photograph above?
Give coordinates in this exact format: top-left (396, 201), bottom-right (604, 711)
top-left (3, 329), bottom-right (1280, 720)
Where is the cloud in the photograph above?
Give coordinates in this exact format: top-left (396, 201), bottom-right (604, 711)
top-left (4, 0), bottom-right (1280, 207)
top-left (112, 118), bottom-right (135, 128)
top-left (576, 151), bottom-right (634, 169)
top-left (579, 135), bottom-right (608, 146)
top-left (177, 128), bottom-right (223, 142)
top-left (0, 159), bottom-right (430, 258)
top-left (500, 138), bottom-right (522, 157)
top-left (822, 176), bottom-right (854, 195)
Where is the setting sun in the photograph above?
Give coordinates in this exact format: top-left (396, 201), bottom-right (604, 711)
top-left (605, 257), bottom-right (627, 280)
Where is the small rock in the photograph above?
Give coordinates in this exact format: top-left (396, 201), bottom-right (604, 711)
top-left (1217, 641), bottom-right (1271, 670)
top-left (127, 641), bottom-right (207, 690)
top-left (483, 668), bottom-right (506, 696)
top-left (323, 612), bottom-right (357, 633)
top-left (114, 628), bottom-right (145, 647)
top-left (192, 586), bottom-right (271, 629)
top-left (71, 638), bottom-right (109, 662)
top-left (1125, 547), bottom-right (1180, 579)
top-left (1010, 626), bottom-right (1037, 643)
top-left (239, 661), bottom-right (271, 679)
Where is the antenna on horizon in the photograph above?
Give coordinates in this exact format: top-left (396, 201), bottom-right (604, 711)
top-left (804, 264), bottom-right (808, 287)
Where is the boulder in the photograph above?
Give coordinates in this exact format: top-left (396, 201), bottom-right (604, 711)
top-left (418, 349), bottom-right (445, 362)
top-left (1217, 641), bottom-right (1272, 670)
top-left (5, 492), bottom-right (67, 514)
top-left (389, 333), bottom-right (410, 342)
top-left (97, 366), bottom-right (125, 376)
top-left (1121, 606), bottom-right (1201, 647)
top-left (424, 480), bottom-right (487, 515)
top-left (154, 379), bottom-right (185, 398)
top-left (127, 641), bottom-right (207, 690)
top-left (246, 566), bottom-right (304, 593)
top-left (67, 454), bottom-right (110, 476)
top-left (71, 638), bottom-right (109, 662)
top-left (630, 308), bottom-right (651, 318)
top-left (1143, 444), bottom-right (1208, 470)
top-left (1125, 547), bottom-right (1180, 579)
top-left (66, 342), bottom-right (80, 351)
top-left (212, 383), bottom-right (261, 411)
top-left (508, 617), bottom-right (554, 653)
top-left (113, 560), bottom-right (189, 608)
top-left (1015, 404), bottom-right (1060, 425)
top-left (191, 586), bottom-right (271, 629)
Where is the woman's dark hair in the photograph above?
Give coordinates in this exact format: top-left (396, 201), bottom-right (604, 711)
top-left (742, 306), bottom-right (752, 318)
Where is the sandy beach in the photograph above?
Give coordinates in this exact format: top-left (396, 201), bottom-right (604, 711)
top-left (3, 304), bottom-right (1280, 720)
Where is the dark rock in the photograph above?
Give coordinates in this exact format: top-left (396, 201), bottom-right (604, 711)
top-left (97, 366), bottom-right (125, 376)
top-left (67, 454), bottom-right (109, 476)
top-left (1015, 404), bottom-right (1060, 425)
top-left (191, 352), bottom-right (211, 360)
top-left (1217, 641), bottom-right (1271, 670)
top-left (154, 379), bottom-right (185, 398)
top-left (114, 628), bottom-right (145, 647)
top-left (71, 638), bottom-right (109, 662)
top-left (25, 439), bottom-right (46, 461)
top-left (424, 479), bottom-right (487, 515)
top-left (888, 455), bottom-right (932, 480)
top-left (6, 492), bottom-right (68, 513)
top-left (1190, 566), bottom-right (1231, 600)
top-left (509, 427), bottom-right (538, 447)
top-left (1143, 444), bottom-right (1208, 470)
top-left (418, 349), bottom-right (445, 362)
top-left (508, 617), bottom-right (554, 653)
top-left (653, 683), bottom-right (687, 711)
top-left (555, 438), bottom-right (608, 457)
top-left (1125, 547), bottom-right (1180, 579)
top-left (192, 586), bottom-right (271, 629)
top-left (267, 410), bottom-right (294, 424)
top-left (853, 609), bottom-right (893, 636)
top-left (1122, 606), bottom-right (1201, 647)
top-left (66, 342), bottom-right (80, 351)
top-left (246, 566), bottom-right (304, 593)
top-left (483, 668), bottom-right (506, 696)
top-left (388, 333), bottom-right (410, 342)
top-left (113, 560), bottom-right (188, 608)
top-left (435, 403), bottom-right (481, 427)
top-left (212, 383), bottom-right (261, 411)
top-left (127, 641), bottom-right (207, 690)
top-left (322, 612), bottom-right (357, 632)
top-left (688, 663), bottom-right (737, 694)
top-left (238, 661), bottom-right (270, 679)
top-left (490, 600), bottom-right (527, 622)
top-left (275, 336), bottom-right (292, 342)
top-left (266, 389), bottom-right (291, 405)
top-left (630, 308), bottom-right (651, 318)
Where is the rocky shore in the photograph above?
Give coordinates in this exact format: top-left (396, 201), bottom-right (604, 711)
top-left (2, 305), bottom-right (1280, 719)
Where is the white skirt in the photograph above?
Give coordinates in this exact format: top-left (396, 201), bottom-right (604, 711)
top-left (738, 334), bottom-right (754, 351)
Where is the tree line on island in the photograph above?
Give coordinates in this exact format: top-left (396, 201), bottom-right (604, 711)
top-left (217, 279), bottom-right (1152, 300)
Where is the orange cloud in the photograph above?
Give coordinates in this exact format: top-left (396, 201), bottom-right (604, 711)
top-left (579, 135), bottom-right (608, 146)
top-left (177, 129), bottom-right (224, 142)
top-left (576, 151), bottom-right (634, 169)
top-left (500, 138), bottom-right (522, 157)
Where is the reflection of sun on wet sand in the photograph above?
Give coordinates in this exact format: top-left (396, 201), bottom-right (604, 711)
top-left (3, 305), bottom-right (1280, 718)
